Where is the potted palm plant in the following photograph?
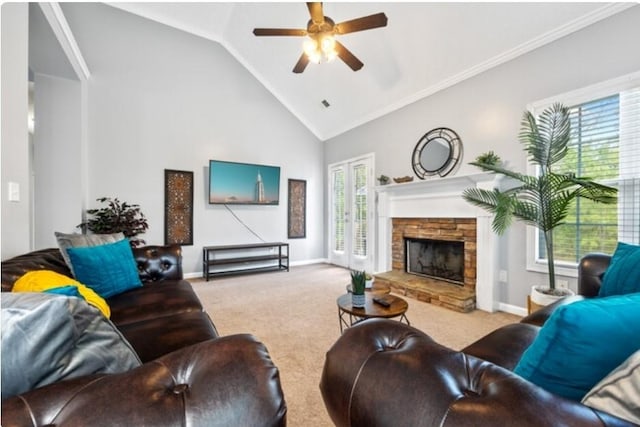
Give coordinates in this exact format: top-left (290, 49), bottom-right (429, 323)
top-left (462, 103), bottom-right (617, 305)
top-left (350, 270), bottom-right (367, 308)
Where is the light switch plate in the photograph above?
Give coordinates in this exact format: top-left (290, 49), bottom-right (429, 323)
top-left (8, 182), bottom-right (20, 202)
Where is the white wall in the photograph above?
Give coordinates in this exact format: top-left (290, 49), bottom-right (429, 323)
top-left (32, 73), bottom-right (83, 248)
top-left (60, 3), bottom-right (324, 274)
top-left (324, 6), bottom-right (640, 309)
top-left (1, 3), bottom-right (31, 259)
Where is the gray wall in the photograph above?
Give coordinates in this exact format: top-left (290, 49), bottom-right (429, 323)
top-left (1, 3), bottom-right (31, 259)
top-left (324, 6), bottom-right (640, 309)
top-left (60, 3), bottom-right (324, 274)
top-left (32, 73), bottom-right (83, 249)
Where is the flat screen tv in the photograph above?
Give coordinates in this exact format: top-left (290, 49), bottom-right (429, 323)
top-left (209, 160), bottom-right (280, 205)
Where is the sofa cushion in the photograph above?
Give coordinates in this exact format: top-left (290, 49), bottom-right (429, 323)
top-left (599, 242), bottom-right (640, 297)
top-left (117, 311), bottom-right (219, 362)
top-left (55, 231), bottom-right (125, 276)
top-left (461, 323), bottom-right (540, 371)
top-left (514, 293), bottom-right (640, 401)
top-left (581, 350), bottom-right (640, 425)
top-left (1, 248), bottom-right (71, 291)
top-left (1, 293), bottom-right (140, 400)
top-left (66, 239), bottom-right (142, 298)
top-left (107, 280), bottom-right (203, 326)
top-left (13, 270), bottom-right (110, 317)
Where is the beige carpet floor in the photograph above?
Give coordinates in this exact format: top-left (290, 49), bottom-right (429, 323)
top-left (191, 263), bottom-right (521, 427)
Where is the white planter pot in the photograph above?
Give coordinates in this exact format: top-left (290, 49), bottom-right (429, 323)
top-left (352, 293), bottom-right (366, 308)
top-left (530, 285), bottom-right (575, 306)
top-left (365, 279), bottom-right (374, 289)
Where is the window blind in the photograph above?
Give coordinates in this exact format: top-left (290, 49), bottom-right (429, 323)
top-left (540, 86), bottom-right (640, 264)
top-left (332, 169), bottom-right (345, 252)
top-left (352, 164), bottom-right (368, 257)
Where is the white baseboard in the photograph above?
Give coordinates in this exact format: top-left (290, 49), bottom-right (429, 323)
top-left (291, 258), bottom-right (328, 266)
top-left (498, 302), bottom-right (528, 317)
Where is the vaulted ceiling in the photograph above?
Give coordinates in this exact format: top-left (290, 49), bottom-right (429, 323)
top-left (67, 3), bottom-right (636, 140)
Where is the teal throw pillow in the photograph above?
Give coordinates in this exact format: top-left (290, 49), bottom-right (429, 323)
top-left (66, 239), bottom-right (142, 298)
top-left (43, 285), bottom-right (82, 298)
top-left (514, 293), bottom-right (640, 401)
top-left (599, 242), bottom-right (640, 297)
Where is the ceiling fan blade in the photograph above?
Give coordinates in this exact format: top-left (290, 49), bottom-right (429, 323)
top-left (293, 53), bottom-right (310, 74)
top-left (334, 40), bottom-right (363, 71)
top-left (253, 28), bottom-right (307, 37)
top-left (335, 13), bottom-right (388, 34)
top-left (307, 2), bottom-right (324, 24)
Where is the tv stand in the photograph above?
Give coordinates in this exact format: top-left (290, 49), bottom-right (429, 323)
top-left (202, 242), bottom-right (289, 281)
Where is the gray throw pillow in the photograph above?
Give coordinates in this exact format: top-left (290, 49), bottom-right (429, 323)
top-left (582, 350), bottom-right (640, 424)
top-left (55, 231), bottom-right (125, 276)
top-left (1, 292), bottom-right (141, 400)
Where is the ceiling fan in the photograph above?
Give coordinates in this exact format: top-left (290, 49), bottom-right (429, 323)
top-left (253, 2), bottom-right (388, 73)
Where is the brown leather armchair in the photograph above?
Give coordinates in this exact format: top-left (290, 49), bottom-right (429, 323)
top-left (320, 254), bottom-right (635, 427)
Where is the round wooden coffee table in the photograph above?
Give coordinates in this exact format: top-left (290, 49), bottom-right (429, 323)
top-left (337, 293), bottom-right (410, 333)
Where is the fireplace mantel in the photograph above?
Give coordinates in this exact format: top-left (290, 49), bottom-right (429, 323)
top-left (375, 172), bottom-right (500, 312)
top-left (375, 172), bottom-right (496, 194)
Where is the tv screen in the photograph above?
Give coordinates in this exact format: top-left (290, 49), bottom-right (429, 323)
top-left (209, 160), bottom-right (280, 205)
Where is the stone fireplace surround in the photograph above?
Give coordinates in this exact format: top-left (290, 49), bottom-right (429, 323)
top-left (375, 173), bottom-right (499, 312)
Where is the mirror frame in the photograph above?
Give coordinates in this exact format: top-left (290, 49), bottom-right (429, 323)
top-left (411, 127), bottom-right (463, 179)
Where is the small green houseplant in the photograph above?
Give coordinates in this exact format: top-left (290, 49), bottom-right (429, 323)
top-left (462, 103), bottom-right (617, 301)
top-left (79, 197), bottom-right (149, 248)
top-left (350, 270), bottom-right (367, 308)
top-left (474, 151), bottom-right (502, 170)
top-left (377, 175), bottom-right (390, 185)
top-left (365, 272), bottom-right (374, 289)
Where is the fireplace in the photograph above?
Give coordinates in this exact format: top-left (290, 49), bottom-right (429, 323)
top-left (405, 238), bottom-right (464, 285)
top-left (392, 218), bottom-right (476, 289)
top-left (374, 173), bottom-right (499, 312)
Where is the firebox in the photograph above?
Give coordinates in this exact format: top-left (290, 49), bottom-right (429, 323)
top-left (405, 238), bottom-right (464, 285)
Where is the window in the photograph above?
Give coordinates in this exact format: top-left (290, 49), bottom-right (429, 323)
top-left (527, 73), bottom-right (640, 276)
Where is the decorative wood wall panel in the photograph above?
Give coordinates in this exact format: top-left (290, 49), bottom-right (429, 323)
top-left (164, 169), bottom-right (194, 245)
top-left (288, 179), bottom-right (306, 239)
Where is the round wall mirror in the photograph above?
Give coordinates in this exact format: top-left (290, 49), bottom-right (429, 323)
top-left (411, 127), bottom-right (463, 178)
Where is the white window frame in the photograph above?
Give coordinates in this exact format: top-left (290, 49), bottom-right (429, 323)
top-left (526, 71), bottom-right (640, 277)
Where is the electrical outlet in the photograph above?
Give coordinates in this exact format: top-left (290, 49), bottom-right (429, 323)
top-left (557, 279), bottom-right (569, 289)
top-left (498, 270), bottom-right (508, 282)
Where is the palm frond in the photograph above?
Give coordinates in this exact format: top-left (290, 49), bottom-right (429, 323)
top-left (519, 103), bottom-right (570, 170)
top-left (469, 161), bottom-right (534, 186)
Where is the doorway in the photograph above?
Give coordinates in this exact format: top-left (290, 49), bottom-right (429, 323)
top-left (328, 154), bottom-right (375, 272)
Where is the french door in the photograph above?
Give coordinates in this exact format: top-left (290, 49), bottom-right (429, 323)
top-left (328, 154), bottom-right (375, 272)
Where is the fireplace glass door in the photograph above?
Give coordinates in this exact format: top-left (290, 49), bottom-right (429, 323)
top-left (328, 155), bottom-right (374, 272)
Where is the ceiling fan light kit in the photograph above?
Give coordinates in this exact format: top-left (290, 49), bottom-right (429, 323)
top-left (253, 2), bottom-right (388, 73)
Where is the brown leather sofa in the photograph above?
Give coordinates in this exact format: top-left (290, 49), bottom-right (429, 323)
top-left (1, 245), bottom-right (287, 427)
top-left (320, 254), bottom-right (636, 427)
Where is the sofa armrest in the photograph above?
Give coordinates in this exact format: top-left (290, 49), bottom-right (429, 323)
top-left (320, 319), bottom-right (634, 427)
top-left (2, 335), bottom-right (287, 427)
top-left (520, 294), bottom-right (586, 327)
top-left (133, 244), bottom-right (183, 282)
top-left (579, 253), bottom-right (611, 297)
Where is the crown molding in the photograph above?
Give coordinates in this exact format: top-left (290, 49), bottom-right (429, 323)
top-left (39, 3), bottom-right (90, 81)
top-left (322, 3), bottom-right (635, 141)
